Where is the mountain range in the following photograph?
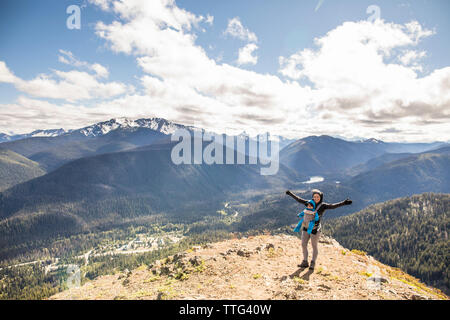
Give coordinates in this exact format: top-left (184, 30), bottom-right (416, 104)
top-left (0, 118), bottom-right (188, 143)
top-left (0, 129), bottom-right (68, 143)
top-left (0, 118), bottom-right (297, 172)
top-left (0, 116), bottom-right (449, 263)
top-left (280, 135), bottom-right (446, 179)
top-left (0, 118), bottom-right (187, 171)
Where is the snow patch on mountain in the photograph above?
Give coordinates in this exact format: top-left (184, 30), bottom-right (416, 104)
top-left (76, 118), bottom-right (197, 137)
top-left (30, 129), bottom-right (68, 137)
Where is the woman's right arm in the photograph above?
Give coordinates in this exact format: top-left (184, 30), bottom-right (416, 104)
top-left (285, 190), bottom-right (308, 205)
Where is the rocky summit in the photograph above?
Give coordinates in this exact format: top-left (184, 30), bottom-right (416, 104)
top-left (49, 234), bottom-right (448, 300)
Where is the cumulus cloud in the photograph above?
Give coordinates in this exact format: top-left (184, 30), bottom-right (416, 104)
top-left (58, 50), bottom-right (110, 78)
top-left (2, 50), bottom-right (121, 102)
top-left (224, 17), bottom-right (258, 43)
top-left (398, 49), bottom-right (427, 72)
top-left (224, 16), bottom-right (259, 66)
top-left (0, 58), bottom-right (130, 102)
top-left (278, 19), bottom-right (450, 141)
top-left (1, 0), bottom-right (449, 142)
top-left (399, 50), bottom-right (426, 66)
top-left (0, 95), bottom-right (153, 134)
top-left (88, 0), bottom-right (112, 11)
top-left (0, 61), bottom-right (18, 83)
top-left (205, 14), bottom-right (214, 25)
top-left (90, 63), bottom-right (110, 78)
top-left (279, 20), bottom-right (433, 82)
top-left (237, 43), bottom-right (258, 66)
top-left (92, 0), bottom-right (311, 136)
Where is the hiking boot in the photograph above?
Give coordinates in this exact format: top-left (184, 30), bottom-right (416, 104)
top-left (298, 260), bottom-right (309, 268)
top-left (309, 260), bottom-right (316, 270)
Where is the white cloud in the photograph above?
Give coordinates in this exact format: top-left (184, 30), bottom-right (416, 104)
top-left (1, 60), bottom-right (130, 102)
top-left (205, 14), bottom-right (214, 25)
top-left (60, 3), bottom-right (450, 140)
top-left (224, 17), bottom-right (258, 43)
top-left (0, 61), bottom-right (18, 83)
top-left (404, 21), bottom-right (435, 43)
top-left (0, 95), bottom-right (152, 134)
top-left (58, 50), bottom-right (110, 78)
top-left (237, 43), bottom-right (258, 66)
top-left (92, 0), bottom-right (311, 134)
top-left (398, 50), bottom-right (426, 71)
top-left (399, 50), bottom-right (426, 65)
top-left (279, 20), bottom-right (432, 82)
top-left (1, 1), bottom-right (449, 142)
top-left (88, 0), bottom-right (111, 11)
top-left (278, 19), bottom-right (450, 141)
top-left (58, 50), bottom-right (85, 67)
top-left (90, 63), bottom-right (109, 78)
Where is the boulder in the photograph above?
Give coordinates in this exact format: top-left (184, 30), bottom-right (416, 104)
top-left (410, 294), bottom-right (428, 300)
top-left (237, 248), bottom-right (252, 257)
top-left (367, 275), bottom-right (389, 283)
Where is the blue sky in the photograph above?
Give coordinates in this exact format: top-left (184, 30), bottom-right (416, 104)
top-left (0, 0), bottom-right (449, 142)
top-left (2, 1), bottom-right (449, 81)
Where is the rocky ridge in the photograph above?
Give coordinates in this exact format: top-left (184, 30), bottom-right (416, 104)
top-left (49, 234), bottom-right (448, 300)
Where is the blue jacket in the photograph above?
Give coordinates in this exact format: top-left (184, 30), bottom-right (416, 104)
top-left (294, 200), bottom-right (320, 234)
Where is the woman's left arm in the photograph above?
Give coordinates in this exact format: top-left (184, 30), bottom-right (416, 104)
top-left (323, 198), bottom-right (352, 210)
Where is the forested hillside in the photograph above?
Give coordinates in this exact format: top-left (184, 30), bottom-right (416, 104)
top-left (325, 193), bottom-right (449, 294)
top-left (0, 149), bottom-right (46, 191)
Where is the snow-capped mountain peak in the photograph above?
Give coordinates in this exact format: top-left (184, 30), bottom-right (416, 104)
top-left (0, 128), bottom-right (69, 143)
top-left (30, 128), bottom-right (68, 138)
top-left (363, 138), bottom-right (385, 144)
top-left (77, 117), bottom-right (197, 137)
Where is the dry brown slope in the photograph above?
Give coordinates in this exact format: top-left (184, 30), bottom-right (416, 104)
top-left (49, 234), bottom-right (448, 300)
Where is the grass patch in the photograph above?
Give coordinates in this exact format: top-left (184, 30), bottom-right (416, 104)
top-left (359, 271), bottom-right (373, 278)
top-left (351, 249), bottom-right (367, 256)
top-left (316, 267), bottom-right (330, 276)
top-left (135, 264), bottom-right (147, 271)
top-left (327, 274), bottom-right (342, 282)
top-left (144, 275), bottom-right (160, 283)
top-left (175, 269), bottom-right (190, 281)
top-left (156, 279), bottom-right (178, 300)
top-left (194, 260), bottom-right (206, 273)
top-left (131, 290), bottom-right (153, 299)
top-left (266, 247), bottom-right (283, 258)
top-left (387, 267), bottom-right (448, 300)
top-left (293, 277), bottom-right (306, 285)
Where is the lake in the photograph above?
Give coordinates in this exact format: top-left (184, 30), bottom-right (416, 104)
top-left (302, 176), bottom-right (325, 184)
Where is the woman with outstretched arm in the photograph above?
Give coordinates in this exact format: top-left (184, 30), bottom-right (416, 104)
top-left (286, 189), bottom-right (352, 270)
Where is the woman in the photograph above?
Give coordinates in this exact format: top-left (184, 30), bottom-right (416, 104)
top-left (286, 189), bottom-right (352, 270)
